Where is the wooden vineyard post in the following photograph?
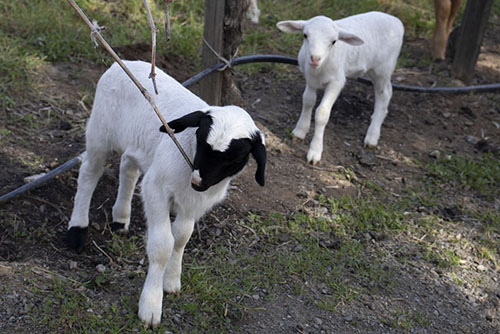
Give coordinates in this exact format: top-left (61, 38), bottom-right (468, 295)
top-left (200, 0), bottom-right (225, 105)
top-left (451, 0), bottom-right (493, 83)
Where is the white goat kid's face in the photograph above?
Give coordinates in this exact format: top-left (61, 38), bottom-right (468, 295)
top-left (163, 107), bottom-right (267, 192)
top-left (277, 16), bottom-right (364, 69)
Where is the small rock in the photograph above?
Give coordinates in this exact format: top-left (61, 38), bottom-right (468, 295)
top-left (429, 150), bottom-right (441, 159)
top-left (357, 150), bottom-right (377, 167)
top-left (314, 317), bottom-right (323, 326)
top-left (69, 261), bottom-right (78, 270)
top-left (317, 207), bottom-right (328, 216)
top-left (344, 314), bottom-right (353, 321)
top-left (252, 294), bottom-right (260, 300)
top-left (91, 222), bottom-right (101, 231)
top-left (442, 112), bottom-right (451, 118)
top-left (96, 264), bottom-right (106, 273)
top-left (23, 173), bottom-right (46, 183)
top-left (477, 264), bottom-right (487, 272)
top-left (465, 135), bottom-right (480, 145)
top-left (296, 190), bottom-right (308, 198)
top-left (293, 244), bottom-right (304, 252)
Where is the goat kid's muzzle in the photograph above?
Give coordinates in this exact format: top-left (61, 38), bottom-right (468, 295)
top-left (190, 169), bottom-right (207, 192)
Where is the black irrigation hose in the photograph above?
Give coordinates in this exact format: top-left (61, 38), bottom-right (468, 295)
top-left (1, 53), bottom-right (500, 204)
top-left (182, 54), bottom-right (299, 87)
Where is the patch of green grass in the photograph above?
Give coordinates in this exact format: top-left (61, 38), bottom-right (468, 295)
top-left (474, 209), bottom-right (500, 235)
top-left (30, 278), bottom-right (159, 334)
top-left (105, 233), bottom-right (144, 260)
top-left (425, 153), bottom-right (500, 200)
top-left (386, 309), bottom-right (430, 330)
top-left (423, 245), bottom-right (461, 269)
top-left (2, 214), bottom-right (56, 243)
top-left (0, 33), bottom-right (46, 106)
top-left (327, 196), bottom-right (409, 237)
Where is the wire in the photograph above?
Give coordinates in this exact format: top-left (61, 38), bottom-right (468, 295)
top-left (2, 53), bottom-right (499, 204)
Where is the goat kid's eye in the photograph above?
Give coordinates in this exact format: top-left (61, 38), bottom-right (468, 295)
top-left (303, 34), bottom-right (307, 39)
top-left (332, 40), bottom-right (336, 46)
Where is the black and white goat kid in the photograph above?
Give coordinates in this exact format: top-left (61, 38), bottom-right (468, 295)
top-left (67, 61), bottom-right (266, 327)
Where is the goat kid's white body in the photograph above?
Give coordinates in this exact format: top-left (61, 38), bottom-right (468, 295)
top-left (68, 61), bottom-right (255, 326)
top-left (279, 12), bottom-right (404, 163)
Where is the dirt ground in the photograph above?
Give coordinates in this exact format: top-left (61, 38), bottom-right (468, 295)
top-left (1, 24), bottom-right (500, 333)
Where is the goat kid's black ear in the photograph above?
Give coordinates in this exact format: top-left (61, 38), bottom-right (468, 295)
top-left (160, 110), bottom-right (206, 134)
top-left (251, 135), bottom-right (267, 187)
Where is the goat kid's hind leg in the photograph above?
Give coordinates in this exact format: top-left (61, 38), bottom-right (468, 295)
top-left (138, 176), bottom-right (174, 327)
top-left (67, 150), bottom-right (107, 251)
top-left (293, 84), bottom-right (317, 140)
top-left (307, 81), bottom-right (343, 164)
top-left (163, 213), bottom-right (195, 293)
top-left (110, 153), bottom-right (140, 233)
top-left (364, 76), bottom-right (392, 148)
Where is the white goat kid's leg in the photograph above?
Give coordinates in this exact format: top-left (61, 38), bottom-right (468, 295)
top-left (68, 150), bottom-right (107, 229)
top-left (364, 77), bottom-right (392, 148)
top-left (138, 179), bottom-right (174, 327)
top-left (163, 214), bottom-right (195, 293)
top-left (307, 82), bottom-right (343, 164)
top-left (111, 153), bottom-right (140, 232)
top-left (293, 84), bottom-right (317, 139)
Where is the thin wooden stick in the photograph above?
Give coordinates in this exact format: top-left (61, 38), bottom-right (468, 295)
top-left (143, 0), bottom-right (159, 94)
top-left (164, 0), bottom-right (173, 41)
top-left (66, 0), bottom-right (194, 171)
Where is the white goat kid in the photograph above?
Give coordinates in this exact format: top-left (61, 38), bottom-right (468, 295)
top-left (67, 60), bottom-right (267, 327)
top-left (277, 12), bottom-right (404, 164)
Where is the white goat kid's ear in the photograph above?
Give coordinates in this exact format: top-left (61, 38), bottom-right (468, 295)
top-left (276, 20), bottom-right (306, 33)
top-left (338, 30), bottom-right (364, 46)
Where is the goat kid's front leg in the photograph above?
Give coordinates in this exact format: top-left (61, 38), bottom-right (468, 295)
top-left (138, 180), bottom-right (173, 327)
top-left (364, 78), bottom-right (392, 148)
top-left (293, 84), bottom-right (317, 139)
top-left (163, 214), bottom-right (195, 293)
top-left (307, 81), bottom-right (343, 164)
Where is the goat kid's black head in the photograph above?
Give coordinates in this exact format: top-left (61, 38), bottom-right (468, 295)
top-left (160, 108), bottom-right (267, 192)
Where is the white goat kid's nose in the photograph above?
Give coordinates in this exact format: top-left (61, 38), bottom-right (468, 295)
top-left (191, 170), bottom-right (202, 187)
top-left (310, 55), bottom-right (321, 67)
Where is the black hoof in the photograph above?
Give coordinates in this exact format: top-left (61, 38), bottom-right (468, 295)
top-left (67, 226), bottom-right (88, 252)
top-left (110, 222), bottom-right (126, 233)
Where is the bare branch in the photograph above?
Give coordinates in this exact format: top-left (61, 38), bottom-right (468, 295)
top-left (143, 0), bottom-right (159, 94)
top-left (164, 0), bottom-right (173, 41)
top-left (66, 0), bottom-right (194, 171)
